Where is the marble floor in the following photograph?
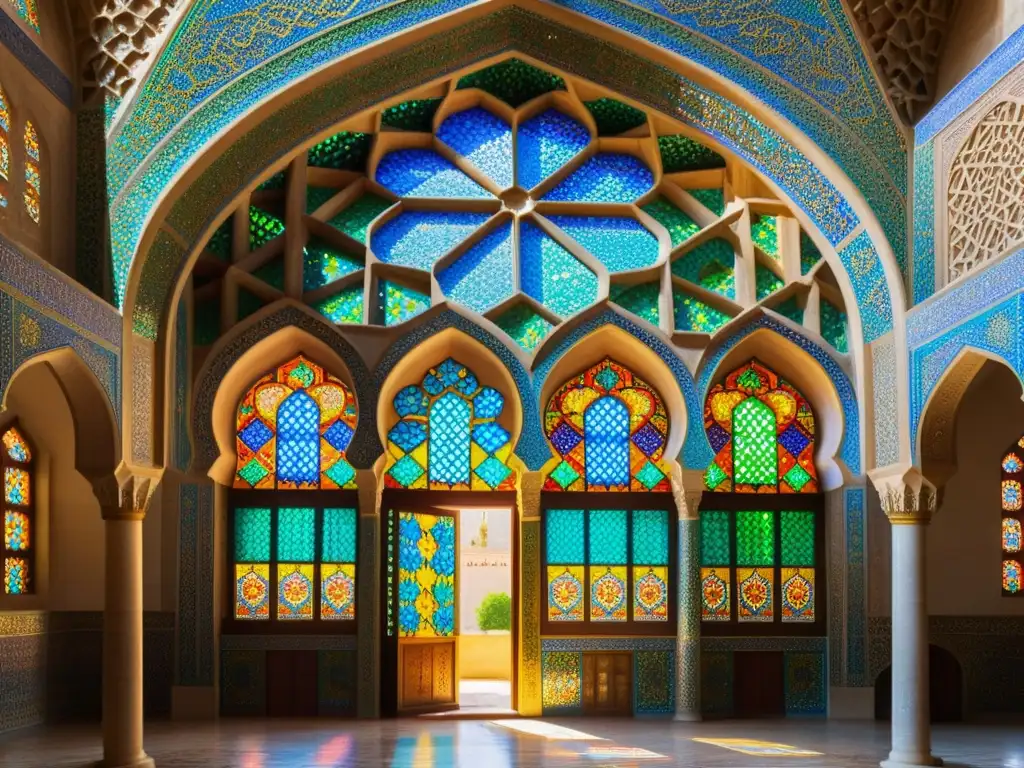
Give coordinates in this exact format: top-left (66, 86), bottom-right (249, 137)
top-left (1, 718), bottom-right (1023, 768)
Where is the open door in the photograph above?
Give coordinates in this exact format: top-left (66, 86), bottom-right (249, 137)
top-left (394, 508), bottom-right (459, 714)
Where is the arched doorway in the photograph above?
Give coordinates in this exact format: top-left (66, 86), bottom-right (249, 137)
top-left (874, 645), bottom-right (963, 722)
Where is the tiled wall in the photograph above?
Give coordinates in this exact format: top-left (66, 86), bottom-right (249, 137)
top-left (0, 613), bottom-right (45, 733)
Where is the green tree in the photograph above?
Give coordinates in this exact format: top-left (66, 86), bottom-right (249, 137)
top-left (476, 591), bottom-right (511, 632)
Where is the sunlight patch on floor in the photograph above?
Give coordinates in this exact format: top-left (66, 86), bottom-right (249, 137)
top-left (489, 720), bottom-right (606, 740)
top-left (692, 737), bottom-right (823, 756)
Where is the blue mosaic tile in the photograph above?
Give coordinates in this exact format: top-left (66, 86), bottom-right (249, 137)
top-left (436, 107), bottom-right (513, 189)
top-left (839, 231), bottom-right (893, 343)
top-left (519, 220), bottom-right (598, 317)
top-left (912, 139), bottom-right (936, 305)
top-left (516, 109), bottom-right (590, 190)
top-left (547, 215), bottom-right (659, 272)
top-left (437, 223), bottom-right (515, 314)
top-left (375, 149), bottom-right (493, 198)
top-left (371, 211), bottom-right (490, 270)
top-left (542, 153), bottom-right (653, 202)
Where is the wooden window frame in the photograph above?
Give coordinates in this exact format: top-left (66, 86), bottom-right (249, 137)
top-left (540, 491), bottom-right (677, 637)
top-left (698, 493), bottom-right (827, 638)
top-left (224, 488), bottom-right (359, 635)
top-left (1, 422), bottom-right (35, 596)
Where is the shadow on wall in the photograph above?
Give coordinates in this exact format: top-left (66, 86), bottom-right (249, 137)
top-left (874, 645), bottom-right (963, 722)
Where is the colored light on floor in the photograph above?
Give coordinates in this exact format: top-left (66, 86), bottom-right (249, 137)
top-left (692, 737), bottom-right (823, 756)
top-left (489, 720), bottom-right (605, 740)
top-left (584, 746), bottom-right (666, 759)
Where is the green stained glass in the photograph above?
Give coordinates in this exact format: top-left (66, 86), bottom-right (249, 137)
top-left (700, 510), bottom-right (731, 566)
top-left (257, 172), bottom-right (286, 191)
top-left (547, 509), bottom-right (585, 564)
top-left (206, 220), bottom-right (232, 261)
top-left (237, 288), bottom-right (264, 322)
top-left (642, 197), bottom-right (700, 248)
top-left (658, 135), bottom-right (726, 173)
top-left (381, 280), bottom-right (429, 326)
top-left (632, 509), bottom-right (669, 565)
top-left (308, 131), bottom-right (372, 171)
top-left (457, 58), bottom-right (566, 107)
top-left (584, 98), bottom-right (647, 135)
top-left (737, 368), bottom-right (763, 390)
top-left (306, 186), bottom-right (337, 214)
top-left (673, 288), bottom-right (731, 333)
top-left (773, 296), bottom-right (804, 324)
top-left (303, 239), bottom-right (362, 291)
top-left (672, 238), bottom-right (736, 299)
top-left (704, 462), bottom-right (728, 491)
top-left (689, 188), bottom-right (725, 216)
top-left (610, 282), bottom-right (660, 326)
top-left (733, 397), bottom-right (777, 486)
top-left (234, 507), bottom-right (271, 561)
top-left (381, 98), bottom-right (442, 132)
top-left (277, 507), bottom-right (315, 561)
top-left (755, 264), bottom-right (784, 301)
top-left (736, 510), bottom-right (775, 566)
top-left (588, 509), bottom-right (628, 564)
top-left (781, 510), bottom-right (815, 566)
top-left (248, 207), bottom-right (285, 250)
top-left (751, 215), bottom-right (779, 257)
top-left (800, 231), bottom-right (822, 275)
top-left (323, 507), bottom-right (358, 562)
top-left (495, 303), bottom-right (552, 352)
top-left (316, 286), bottom-right (364, 324)
top-left (329, 193), bottom-right (391, 244)
top-left (821, 299), bottom-right (848, 353)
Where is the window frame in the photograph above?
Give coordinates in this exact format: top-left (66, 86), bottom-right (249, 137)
top-left (224, 487), bottom-right (360, 635)
top-left (2, 421), bottom-right (35, 596)
top-left (698, 493), bottom-right (827, 637)
top-left (540, 491), bottom-right (677, 637)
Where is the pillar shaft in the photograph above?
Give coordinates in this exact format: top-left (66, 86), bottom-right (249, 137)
top-left (675, 515), bottom-right (701, 720)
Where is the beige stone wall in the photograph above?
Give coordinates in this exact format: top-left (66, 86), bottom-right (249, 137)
top-left (936, 1), bottom-right (1024, 101)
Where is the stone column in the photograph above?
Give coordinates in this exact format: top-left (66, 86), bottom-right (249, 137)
top-left (517, 470), bottom-right (543, 717)
top-left (869, 465), bottom-right (942, 768)
top-left (672, 466), bottom-right (703, 721)
top-left (91, 472), bottom-right (160, 768)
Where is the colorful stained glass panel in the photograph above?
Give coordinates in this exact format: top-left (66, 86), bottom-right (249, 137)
top-left (4, 557), bottom-right (27, 594)
top-left (736, 511), bottom-right (774, 566)
top-left (548, 565), bottom-right (584, 621)
top-left (781, 567), bottom-right (815, 622)
top-left (398, 512), bottom-right (456, 637)
top-left (780, 510), bottom-right (815, 566)
top-left (322, 507), bottom-right (358, 562)
top-left (4, 467), bottom-right (29, 506)
top-left (1002, 480), bottom-right (1022, 511)
top-left (1003, 453), bottom-right (1022, 474)
top-left (700, 567), bottom-right (730, 621)
top-left (633, 566), bottom-right (668, 621)
top-left (632, 509), bottom-right (669, 565)
top-left (700, 510), bottom-right (731, 565)
top-left (589, 565), bottom-right (627, 621)
top-left (1003, 559), bottom-right (1021, 594)
top-left (277, 563), bottom-right (315, 619)
top-left (732, 398), bottom-right (777, 486)
top-left (277, 507), bottom-right (315, 561)
top-left (321, 563), bottom-right (356, 619)
top-left (235, 564), bottom-right (270, 619)
top-left (546, 509), bottom-right (585, 563)
top-left (588, 508), bottom-right (627, 564)
top-left (584, 396), bottom-right (631, 488)
top-left (4, 510), bottom-right (29, 550)
top-left (234, 507), bottom-right (271, 561)
top-left (1003, 518), bottom-right (1022, 553)
top-left (2, 428), bottom-right (30, 462)
top-left (542, 651), bottom-right (582, 710)
top-left (737, 567), bottom-right (773, 622)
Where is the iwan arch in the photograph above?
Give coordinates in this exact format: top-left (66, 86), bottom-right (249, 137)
top-left (2, 2), bottom-right (1023, 768)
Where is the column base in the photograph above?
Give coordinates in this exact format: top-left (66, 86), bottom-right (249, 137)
top-left (673, 712), bottom-right (702, 722)
top-left (881, 753), bottom-right (943, 768)
top-left (96, 758), bottom-right (155, 768)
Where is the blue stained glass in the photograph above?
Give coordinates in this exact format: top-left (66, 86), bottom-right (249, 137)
top-left (778, 424), bottom-right (810, 457)
top-left (547, 509), bottom-right (585, 563)
top-left (234, 507), bottom-right (271, 561)
top-left (376, 149), bottom-right (493, 198)
top-left (584, 396), bottom-right (631, 488)
top-left (322, 507), bottom-right (358, 562)
top-left (437, 107), bottom-right (513, 189)
top-left (633, 509), bottom-right (669, 565)
top-left (589, 509), bottom-right (628, 564)
top-left (471, 422), bottom-right (509, 454)
top-left (546, 216), bottom-right (659, 272)
top-left (277, 507), bottom-right (315, 561)
top-left (519, 221), bottom-right (597, 317)
top-left (372, 210), bottom-right (490, 269)
top-left (394, 385), bottom-right (428, 417)
top-left (437, 224), bottom-right (515, 314)
top-left (425, 358), bottom-right (478, 396)
top-left (276, 391), bottom-right (320, 485)
top-left (428, 392), bottom-right (471, 486)
top-left (239, 419), bottom-right (273, 452)
top-left (542, 153), bottom-right (653, 202)
top-left (323, 420), bottom-right (354, 452)
top-left (475, 457), bottom-right (512, 488)
top-left (474, 387), bottom-right (504, 419)
top-left (516, 109), bottom-right (590, 190)
top-left (389, 420), bottom-right (427, 452)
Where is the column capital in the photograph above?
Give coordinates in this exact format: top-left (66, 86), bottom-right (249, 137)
top-left (671, 465), bottom-right (705, 520)
top-left (89, 464), bottom-right (164, 521)
top-left (868, 464), bottom-right (939, 525)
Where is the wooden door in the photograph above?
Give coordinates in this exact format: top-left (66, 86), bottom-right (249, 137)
top-left (733, 651), bottom-right (784, 718)
top-left (396, 508), bottom-right (459, 714)
top-left (582, 653), bottom-right (632, 715)
top-left (266, 650), bottom-right (318, 717)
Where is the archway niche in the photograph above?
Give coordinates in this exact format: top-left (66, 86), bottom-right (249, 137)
top-left (874, 645), bottom-right (963, 723)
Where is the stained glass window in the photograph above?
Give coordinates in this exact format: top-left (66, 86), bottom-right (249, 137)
top-left (2, 425), bottom-right (33, 595)
top-left (703, 360), bottom-right (818, 493)
top-left (699, 508), bottom-right (820, 628)
top-left (397, 511), bottom-right (456, 636)
top-left (1000, 437), bottom-right (1024, 596)
top-left (0, 83), bottom-right (8, 209)
top-left (23, 120), bottom-right (39, 224)
top-left (4, 0), bottom-right (39, 32)
top-left (544, 359), bottom-right (672, 492)
top-left (383, 357), bottom-right (516, 491)
top-left (544, 507), bottom-right (671, 629)
top-left (234, 355), bottom-right (358, 490)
